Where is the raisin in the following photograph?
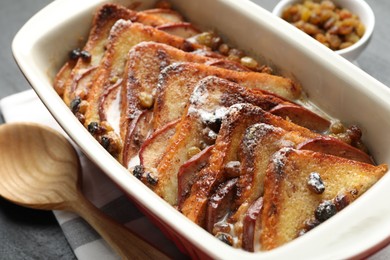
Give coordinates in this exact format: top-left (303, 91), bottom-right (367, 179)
top-left (297, 218), bottom-right (318, 236)
top-left (203, 116), bottom-right (218, 131)
top-left (133, 165), bottom-right (144, 179)
top-left (69, 97), bottom-right (81, 114)
top-left (187, 146), bottom-right (201, 159)
top-left (346, 125), bottom-right (362, 144)
top-left (315, 200), bottom-right (337, 222)
top-left (69, 48), bottom-right (81, 60)
top-left (138, 92), bottom-right (154, 109)
top-left (307, 172), bottom-right (325, 194)
top-left (204, 117), bottom-right (221, 133)
top-left (211, 36), bottom-right (223, 51)
top-left (88, 122), bottom-right (102, 135)
top-left (218, 43), bottom-right (230, 55)
top-left (334, 194), bottom-right (350, 211)
top-left (146, 171), bottom-right (158, 185)
top-left (80, 50), bottom-right (92, 63)
top-left (298, 220), bottom-right (320, 237)
top-left (196, 32), bottom-right (214, 47)
top-left (203, 108), bottom-right (226, 133)
top-left (240, 56), bottom-right (259, 70)
top-left (100, 136), bottom-right (110, 150)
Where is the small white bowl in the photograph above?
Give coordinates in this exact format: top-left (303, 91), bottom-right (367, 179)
top-left (273, 0), bottom-right (375, 61)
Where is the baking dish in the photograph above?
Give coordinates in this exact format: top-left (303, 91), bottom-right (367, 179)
top-left (12, 0), bottom-right (390, 258)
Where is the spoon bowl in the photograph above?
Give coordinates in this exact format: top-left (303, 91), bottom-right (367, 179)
top-left (0, 123), bottom-right (80, 208)
top-left (0, 122), bottom-right (169, 260)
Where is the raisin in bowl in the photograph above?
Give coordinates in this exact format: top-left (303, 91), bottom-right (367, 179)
top-left (273, 0), bottom-right (375, 61)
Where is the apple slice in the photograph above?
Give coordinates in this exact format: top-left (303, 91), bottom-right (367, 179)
top-left (140, 8), bottom-right (184, 23)
top-left (205, 59), bottom-right (250, 72)
top-left (98, 76), bottom-right (122, 124)
top-left (177, 145), bottom-right (214, 208)
top-left (54, 61), bottom-right (76, 97)
top-left (157, 22), bottom-right (200, 38)
top-left (297, 136), bottom-right (374, 164)
top-left (206, 178), bottom-right (238, 233)
top-left (242, 197), bottom-right (263, 252)
top-left (139, 119), bottom-right (179, 169)
top-left (122, 110), bottom-right (153, 167)
top-left (269, 103), bottom-right (330, 133)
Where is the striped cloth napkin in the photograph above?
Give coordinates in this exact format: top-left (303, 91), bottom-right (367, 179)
top-left (0, 90), bottom-right (187, 260)
top-left (1, 90), bottom-right (390, 259)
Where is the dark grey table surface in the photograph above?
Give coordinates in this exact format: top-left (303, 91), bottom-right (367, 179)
top-left (0, 0), bottom-right (389, 259)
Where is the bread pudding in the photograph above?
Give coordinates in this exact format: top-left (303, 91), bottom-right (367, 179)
top-left (54, 1), bottom-right (387, 252)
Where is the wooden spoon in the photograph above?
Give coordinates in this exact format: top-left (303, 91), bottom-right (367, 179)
top-left (0, 122), bottom-right (170, 260)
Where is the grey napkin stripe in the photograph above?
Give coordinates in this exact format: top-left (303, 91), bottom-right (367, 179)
top-left (61, 218), bottom-right (100, 250)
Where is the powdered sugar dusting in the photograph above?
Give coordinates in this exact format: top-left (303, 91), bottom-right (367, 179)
top-left (243, 123), bottom-right (276, 151)
top-left (109, 19), bottom-right (132, 40)
top-left (190, 84), bottom-right (209, 105)
top-left (271, 147), bottom-right (293, 175)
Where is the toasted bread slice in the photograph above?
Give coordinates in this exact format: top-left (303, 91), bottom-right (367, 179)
top-left (261, 147), bottom-right (387, 250)
top-left (152, 76), bottom-right (292, 205)
top-left (120, 43), bottom-right (247, 165)
top-left (56, 3), bottom-right (137, 105)
top-left (153, 62), bottom-right (301, 130)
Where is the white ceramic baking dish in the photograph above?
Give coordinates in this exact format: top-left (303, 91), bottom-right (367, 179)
top-left (12, 0), bottom-right (390, 259)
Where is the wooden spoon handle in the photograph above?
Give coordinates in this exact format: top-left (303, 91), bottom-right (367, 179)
top-left (72, 191), bottom-right (170, 260)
